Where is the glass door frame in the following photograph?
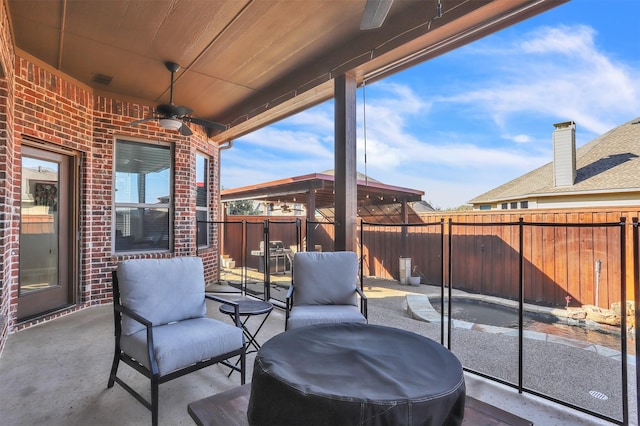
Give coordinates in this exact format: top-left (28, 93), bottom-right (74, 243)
top-left (18, 144), bottom-right (79, 321)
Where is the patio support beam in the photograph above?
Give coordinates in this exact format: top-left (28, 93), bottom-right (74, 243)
top-left (334, 72), bottom-right (357, 252)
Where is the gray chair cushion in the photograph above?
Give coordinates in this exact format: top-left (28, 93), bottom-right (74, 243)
top-left (287, 305), bottom-right (366, 330)
top-left (120, 317), bottom-right (244, 375)
top-left (117, 257), bottom-right (207, 336)
top-left (293, 251), bottom-right (358, 306)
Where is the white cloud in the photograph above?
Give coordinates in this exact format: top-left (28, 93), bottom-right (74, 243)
top-left (520, 25), bottom-right (597, 57)
top-left (239, 126), bottom-right (333, 159)
top-left (283, 107), bottom-right (335, 133)
top-left (447, 24), bottom-right (640, 136)
top-left (356, 84), bottom-right (548, 171)
top-left (506, 134), bottom-right (534, 144)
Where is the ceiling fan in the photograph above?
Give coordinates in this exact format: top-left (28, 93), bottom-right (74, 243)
top-left (269, 203), bottom-right (304, 214)
top-left (129, 61), bottom-right (227, 136)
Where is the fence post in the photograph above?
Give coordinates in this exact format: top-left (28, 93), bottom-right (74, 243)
top-left (518, 217), bottom-right (524, 393)
top-left (447, 218), bottom-right (453, 349)
top-left (633, 217), bottom-right (639, 426)
top-left (360, 219), bottom-right (364, 291)
top-left (619, 217), bottom-right (628, 425)
top-left (242, 220), bottom-right (247, 294)
top-left (263, 219), bottom-right (270, 301)
top-left (440, 218), bottom-right (445, 345)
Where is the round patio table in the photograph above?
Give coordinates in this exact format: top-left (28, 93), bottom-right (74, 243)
top-left (219, 299), bottom-right (273, 354)
top-left (247, 322), bottom-right (465, 426)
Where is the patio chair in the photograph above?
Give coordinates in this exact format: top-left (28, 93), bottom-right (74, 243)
top-left (107, 256), bottom-right (245, 426)
top-left (285, 251), bottom-right (367, 330)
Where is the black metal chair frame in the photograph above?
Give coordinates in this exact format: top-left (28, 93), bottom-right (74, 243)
top-left (108, 271), bottom-right (246, 426)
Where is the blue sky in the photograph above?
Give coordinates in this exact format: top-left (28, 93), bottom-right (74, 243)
top-left (221, 0), bottom-right (640, 209)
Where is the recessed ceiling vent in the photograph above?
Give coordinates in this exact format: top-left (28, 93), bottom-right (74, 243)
top-left (92, 73), bottom-right (113, 85)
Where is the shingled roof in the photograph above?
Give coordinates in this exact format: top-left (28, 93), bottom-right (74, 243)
top-left (469, 116), bottom-right (640, 205)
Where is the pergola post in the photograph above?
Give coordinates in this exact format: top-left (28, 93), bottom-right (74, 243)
top-left (334, 73), bottom-right (357, 252)
top-left (401, 199), bottom-right (409, 256)
top-left (306, 187), bottom-right (316, 251)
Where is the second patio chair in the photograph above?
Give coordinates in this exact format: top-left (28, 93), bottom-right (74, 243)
top-left (107, 256), bottom-right (246, 426)
top-left (285, 251), bottom-right (367, 330)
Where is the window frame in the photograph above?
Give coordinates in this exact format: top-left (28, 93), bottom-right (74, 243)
top-left (196, 152), bottom-right (211, 248)
top-left (112, 138), bottom-right (173, 254)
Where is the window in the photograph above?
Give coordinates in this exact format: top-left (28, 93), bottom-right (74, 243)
top-left (520, 201), bottom-right (529, 209)
top-left (501, 203), bottom-right (508, 210)
top-left (114, 140), bottom-right (171, 252)
top-left (196, 153), bottom-right (210, 247)
top-left (479, 205), bottom-right (491, 211)
top-left (510, 202), bottom-right (518, 209)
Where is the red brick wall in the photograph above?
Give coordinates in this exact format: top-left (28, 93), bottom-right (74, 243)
top-left (0, 0), bottom-right (16, 354)
top-left (1, 53), bottom-right (221, 340)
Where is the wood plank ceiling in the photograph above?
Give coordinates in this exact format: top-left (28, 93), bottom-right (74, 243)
top-left (6, 0), bottom-right (566, 143)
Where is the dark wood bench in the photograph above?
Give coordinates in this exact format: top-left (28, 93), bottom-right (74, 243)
top-left (188, 383), bottom-right (533, 426)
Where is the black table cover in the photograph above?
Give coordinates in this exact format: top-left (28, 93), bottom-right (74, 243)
top-left (248, 323), bottom-right (465, 425)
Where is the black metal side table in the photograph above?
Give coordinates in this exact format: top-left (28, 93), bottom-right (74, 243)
top-left (219, 299), bottom-right (273, 355)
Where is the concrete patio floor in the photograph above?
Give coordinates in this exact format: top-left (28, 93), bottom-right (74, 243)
top-left (0, 278), bottom-right (632, 425)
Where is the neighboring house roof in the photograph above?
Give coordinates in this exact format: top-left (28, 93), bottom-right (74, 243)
top-left (411, 200), bottom-right (436, 213)
top-left (469, 117), bottom-right (640, 205)
top-left (318, 169), bottom-right (383, 184)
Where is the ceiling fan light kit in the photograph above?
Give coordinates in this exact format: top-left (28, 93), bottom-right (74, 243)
top-left (159, 118), bottom-right (182, 131)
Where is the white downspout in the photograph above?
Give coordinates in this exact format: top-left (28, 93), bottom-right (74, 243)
top-left (215, 140), bottom-right (233, 283)
top-left (218, 140), bottom-right (233, 220)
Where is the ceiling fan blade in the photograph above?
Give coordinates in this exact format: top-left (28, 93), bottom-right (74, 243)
top-left (360, 0), bottom-right (394, 30)
top-left (182, 116), bottom-right (227, 131)
top-left (128, 117), bottom-right (157, 126)
top-left (179, 123), bottom-right (193, 136)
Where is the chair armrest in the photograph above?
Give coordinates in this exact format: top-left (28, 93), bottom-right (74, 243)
top-left (205, 295), bottom-right (241, 328)
top-left (355, 287), bottom-right (368, 320)
top-left (286, 284), bottom-right (295, 301)
top-left (115, 303), bottom-right (153, 328)
top-left (285, 285), bottom-right (295, 330)
top-left (115, 304), bottom-right (159, 374)
top-left (285, 284), bottom-right (295, 309)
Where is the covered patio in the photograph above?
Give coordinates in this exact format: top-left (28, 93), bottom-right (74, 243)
top-left (4, 0), bottom-right (632, 424)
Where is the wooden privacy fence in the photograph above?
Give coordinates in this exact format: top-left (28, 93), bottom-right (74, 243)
top-left (218, 208), bottom-right (638, 308)
top-left (362, 207), bottom-right (639, 308)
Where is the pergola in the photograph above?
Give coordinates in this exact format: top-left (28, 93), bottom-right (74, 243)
top-left (221, 171), bottom-right (425, 223)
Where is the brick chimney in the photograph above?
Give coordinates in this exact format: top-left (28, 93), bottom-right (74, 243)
top-left (552, 121), bottom-right (576, 187)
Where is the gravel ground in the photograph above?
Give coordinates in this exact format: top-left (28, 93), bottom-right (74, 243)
top-left (361, 277), bottom-right (637, 424)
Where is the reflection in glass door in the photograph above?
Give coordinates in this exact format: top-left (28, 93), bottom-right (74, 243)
top-left (18, 147), bottom-right (74, 320)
